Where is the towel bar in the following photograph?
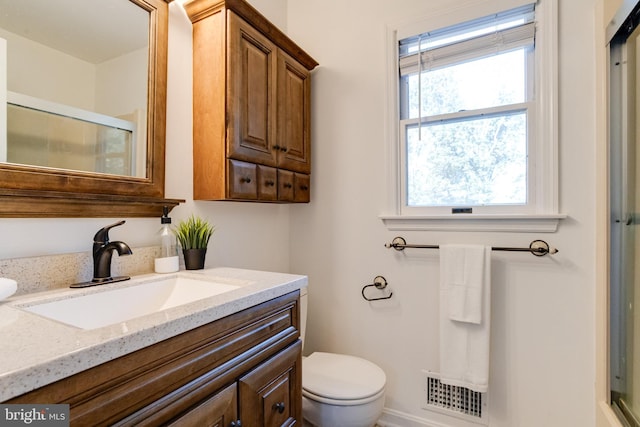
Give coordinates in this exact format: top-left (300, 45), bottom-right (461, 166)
top-left (384, 236), bottom-right (558, 257)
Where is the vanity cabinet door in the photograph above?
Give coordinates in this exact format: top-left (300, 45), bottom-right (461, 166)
top-left (239, 341), bottom-right (302, 427)
top-left (168, 383), bottom-right (238, 427)
top-left (227, 12), bottom-right (278, 167)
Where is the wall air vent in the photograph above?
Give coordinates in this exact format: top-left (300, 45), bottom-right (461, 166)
top-left (421, 372), bottom-right (487, 423)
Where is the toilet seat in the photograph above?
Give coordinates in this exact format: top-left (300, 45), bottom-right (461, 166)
top-left (303, 384), bottom-right (385, 406)
top-left (302, 352), bottom-right (386, 406)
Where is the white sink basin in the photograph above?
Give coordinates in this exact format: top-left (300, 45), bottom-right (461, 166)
top-left (19, 275), bottom-right (241, 330)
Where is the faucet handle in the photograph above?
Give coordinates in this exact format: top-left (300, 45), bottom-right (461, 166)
top-left (93, 220), bottom-right (126, 244)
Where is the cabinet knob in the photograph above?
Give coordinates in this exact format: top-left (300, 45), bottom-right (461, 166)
top-left (240, 177), bottom-right (252, 184)
top-left (273, 402), bottom-right (286, 414)
top-left (283, 183), bottom-right (293, 189)
top-left (300, 185), bottom-right (309, 190)
top-left (273, 145), bottom-right (281, 151)
top-left (265, 180), bottom-right (275, 186)
top-left (280, 146), bottom-right (288, 152)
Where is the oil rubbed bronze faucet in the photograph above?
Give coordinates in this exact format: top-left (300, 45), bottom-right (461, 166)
top-left (70, 220), bottom-right (133, 288)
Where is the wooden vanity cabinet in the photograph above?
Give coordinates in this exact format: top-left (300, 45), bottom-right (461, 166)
top-left (186, 0), bottom-right (317, 203)
top-left (8, 291), bottom-right (302, 427)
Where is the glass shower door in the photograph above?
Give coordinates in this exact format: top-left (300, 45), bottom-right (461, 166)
top-left (610, 12), bottom-right (640, 426)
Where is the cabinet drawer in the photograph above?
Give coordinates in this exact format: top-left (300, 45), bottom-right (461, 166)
top-left (228, 159), bottom-right (257, 199)
top-left (258, 165), bottom-right (278, 201)
top-left (294, 173), bottom-right (310, 203)
top-left (278, 169), bottom-right (295, 202)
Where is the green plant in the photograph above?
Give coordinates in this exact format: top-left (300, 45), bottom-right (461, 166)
top-left (175, 215), bottom-right (215, 250)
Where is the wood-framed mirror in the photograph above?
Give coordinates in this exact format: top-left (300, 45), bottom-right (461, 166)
top-left (0, 0), bottom-right (182, 217)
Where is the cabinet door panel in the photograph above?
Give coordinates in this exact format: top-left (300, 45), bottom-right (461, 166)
top-left (168, 383), bottom-right (238, 427)
top-left (239, 341), bottom-right (302, 427)
top-left (228, 12), bottom-right (277, 166)
top-left (277, 51), bottom-right (311, 174)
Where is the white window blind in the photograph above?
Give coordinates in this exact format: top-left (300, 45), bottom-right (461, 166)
top-left (399, 21), bottom-right (535, 75)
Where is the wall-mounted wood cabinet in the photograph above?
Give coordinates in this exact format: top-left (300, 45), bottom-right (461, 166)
top-left (186, 0), bottom-right (318, 203)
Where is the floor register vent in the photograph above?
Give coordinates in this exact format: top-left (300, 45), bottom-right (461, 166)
top-left (422, 373), bottom-right (487, 423)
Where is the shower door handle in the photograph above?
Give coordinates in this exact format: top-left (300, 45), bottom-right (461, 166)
top-left (615, 214), bottom-right (634, 225)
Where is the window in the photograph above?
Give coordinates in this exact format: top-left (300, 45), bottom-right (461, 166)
top-left (383, 1), bottom-right (562, 231)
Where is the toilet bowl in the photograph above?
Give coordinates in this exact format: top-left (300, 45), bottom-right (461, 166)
top-left (300, 287), bottom-right (386, 427)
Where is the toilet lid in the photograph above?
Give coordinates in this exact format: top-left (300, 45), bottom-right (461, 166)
top-left (302, 352), bottom-right (386, 401)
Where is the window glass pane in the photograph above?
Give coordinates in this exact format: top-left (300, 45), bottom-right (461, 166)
top-left (406, 112), bottom-right (527, 206)
top-left (405, 48), bottom-right (526, 119)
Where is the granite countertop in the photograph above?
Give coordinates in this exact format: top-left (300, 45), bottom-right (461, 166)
top-left (0, 267), bottom-right (307, 402)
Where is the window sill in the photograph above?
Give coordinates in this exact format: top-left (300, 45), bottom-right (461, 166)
top-left (379, 213), bottom-right (567, 233)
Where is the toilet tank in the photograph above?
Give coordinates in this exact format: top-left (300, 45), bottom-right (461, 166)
top-left (300, 286), bottom-right (308, 350)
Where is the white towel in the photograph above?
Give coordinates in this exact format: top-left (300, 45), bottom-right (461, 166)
top-left (439, 244), bottom-right (491, 393)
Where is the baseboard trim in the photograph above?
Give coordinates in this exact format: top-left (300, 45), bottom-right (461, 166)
top-left (377, 408), bottom-right (488, 427)
top-left (377, 408), bottom-right (450, 427)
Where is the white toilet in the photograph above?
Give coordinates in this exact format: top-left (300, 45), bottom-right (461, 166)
top-left (300, 287), bottom-right (386, 427)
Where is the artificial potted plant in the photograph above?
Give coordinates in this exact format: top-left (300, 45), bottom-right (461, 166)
top-left (175, 215), bottom-right (215, 270)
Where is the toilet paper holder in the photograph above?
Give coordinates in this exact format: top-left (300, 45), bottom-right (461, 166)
top-left (362, 276), bottom-right (392, 301)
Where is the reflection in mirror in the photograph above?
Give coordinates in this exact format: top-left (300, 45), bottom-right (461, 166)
top-left (0, 0), bottom-right (149, 178)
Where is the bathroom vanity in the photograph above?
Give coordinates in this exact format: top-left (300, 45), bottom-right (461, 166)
top-left (0, 268), bottom-right (306, 426)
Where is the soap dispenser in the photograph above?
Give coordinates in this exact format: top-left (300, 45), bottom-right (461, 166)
top-left (155, 206), bottom-right (179, 273)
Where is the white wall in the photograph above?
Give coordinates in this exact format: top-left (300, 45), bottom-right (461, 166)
top-left (287, 0), bottom-right (597, 426)
top-left (245, 0), bottom-right (288, 32)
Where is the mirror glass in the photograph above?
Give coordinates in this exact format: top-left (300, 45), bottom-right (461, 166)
top-left (0, 0), bottom-right (149, 178)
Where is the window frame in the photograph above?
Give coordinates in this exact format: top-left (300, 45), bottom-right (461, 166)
top-left (381, 0), bottom-right (564, 232)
